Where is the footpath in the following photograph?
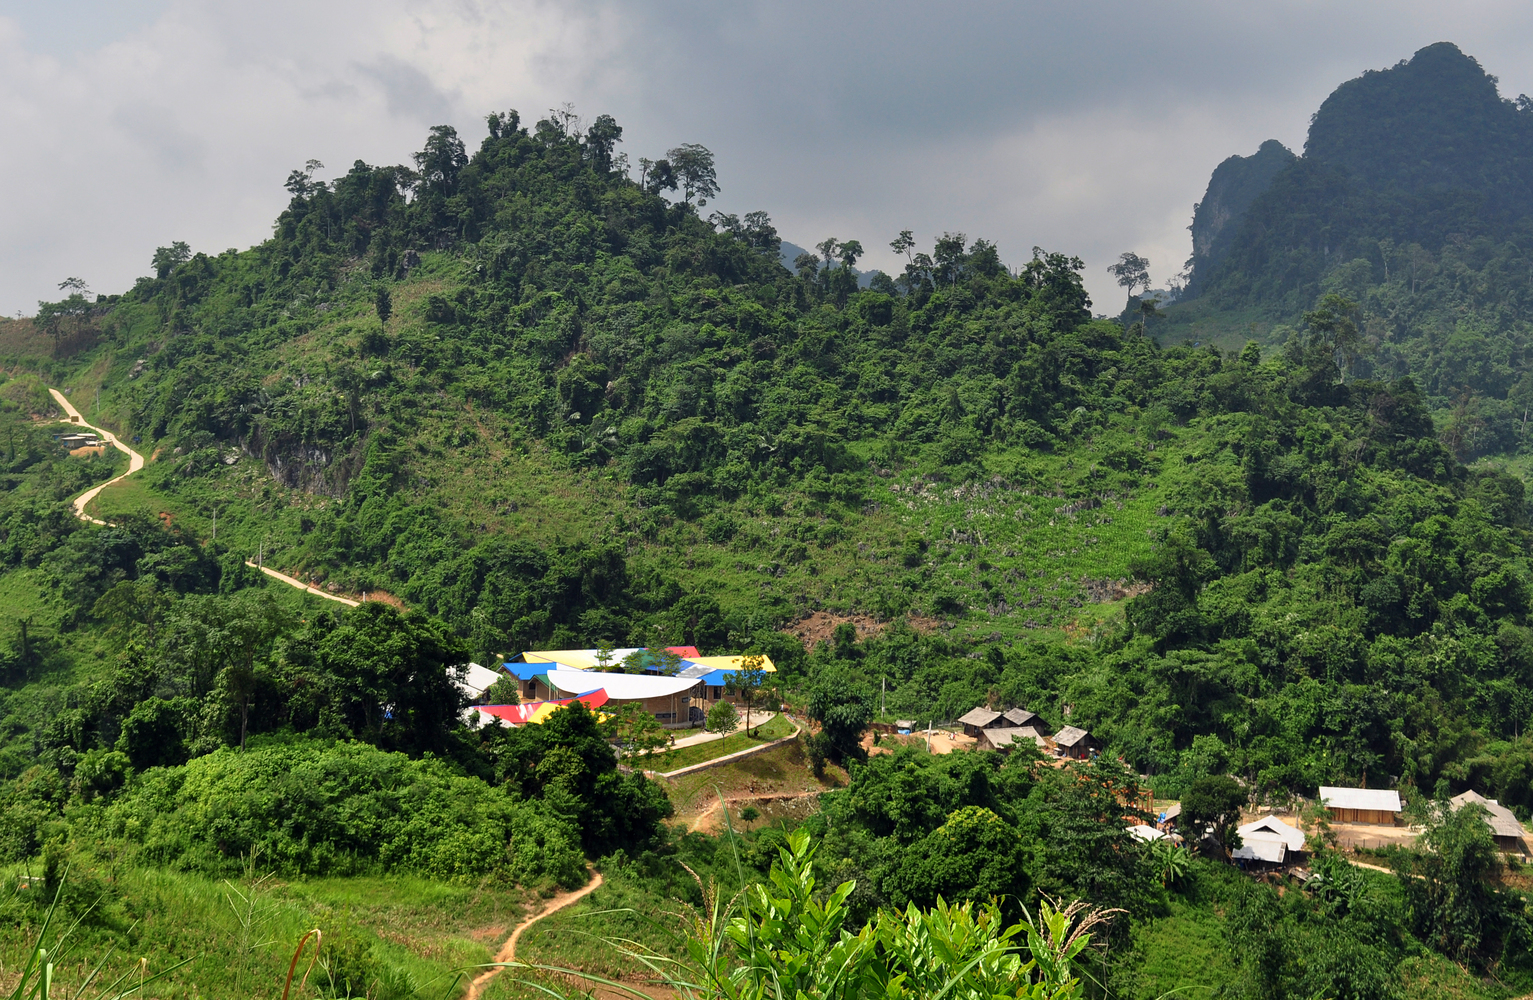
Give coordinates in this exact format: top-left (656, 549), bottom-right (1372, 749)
top-left (464, 869), bottom-right (605, 1000)
top-left (48, 385), bottom-right (364, 611)
top-left (47, 388), bottom-right (145, 525)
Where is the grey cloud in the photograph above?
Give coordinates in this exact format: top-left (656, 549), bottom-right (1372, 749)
top-left (357, 54), bottom-right (459, 122)
top-left (9, 0), bottom-right (1533, 314)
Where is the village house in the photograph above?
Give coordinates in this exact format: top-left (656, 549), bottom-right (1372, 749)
top-left (1319, 786), bottom-right (1402, 825)
top-left (1051, 726), bottom-right (1101, 760)
top-left (1234, 815), bottom-right (1307, 866)
top-left (960, 706), bottom-right (1049, 744)
top-left (1450, 790), bottom-right (1530, 854)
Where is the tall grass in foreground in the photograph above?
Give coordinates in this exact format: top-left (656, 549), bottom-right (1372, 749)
top-left (489, 826), bottom-right (1117, 1000)
top-left (3, 870), bottom-right (190, 1000)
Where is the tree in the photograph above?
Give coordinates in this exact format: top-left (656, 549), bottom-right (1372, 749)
top-left (837, 240), bottom-right (865, 270)
top-left (413, 126), bottom-right (468, 196)
top-left (1301, 292), bottom-right (1362, 376)
top-left (374, 285), bottom-right (391, 329)
top-left (1107, 251), bottom-right (1151, 298)
top-left (707, 699), bottom-right (740, 742)
top-left (584, 114), bottom-right (623, 172)
top-left (1396, 798), bottom-right (1518, 966)
top-left (283, 159), bottom-right (325, 198)
top-left (1180, 774), bottom-right (1246, 855)
top-left (666, 143), bottom-right (718, 207)
top-left (726, 654), bottom-right (769, 732)
top-left (602, 701), bottom-right (673, 758)
top-left (315, 602), bottom-right (468, 753)
top-left (152, 242), bottom-right (192, 279)
top-left (806, 665), bottom-right (873, 765)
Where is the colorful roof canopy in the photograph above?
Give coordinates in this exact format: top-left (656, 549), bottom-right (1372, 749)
top-left (471, 689), bottom-right (610, 726)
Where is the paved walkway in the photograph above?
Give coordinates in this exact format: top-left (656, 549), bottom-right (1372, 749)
top-left (668, 713), bottom-right (779, 749)
top-left (48, 388), bottom-right (145, 525)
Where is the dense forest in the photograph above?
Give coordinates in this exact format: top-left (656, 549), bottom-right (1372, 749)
top-left (0, 43), bottom-right (1531, 1000)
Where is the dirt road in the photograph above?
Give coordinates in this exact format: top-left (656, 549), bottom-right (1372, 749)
top-left (245, 561), bottom-right (362, 608)
top-left (464, 870), bottom-right (606, 1000)
top-left (48, 388), bottom-right (145, 525)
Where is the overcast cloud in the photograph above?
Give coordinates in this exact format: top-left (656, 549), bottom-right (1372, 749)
top-left (6, 1), bottom-right (1533, 316)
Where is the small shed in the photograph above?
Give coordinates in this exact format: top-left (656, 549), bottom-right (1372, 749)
top-left (980, 727), bottom-right (1049, 753)
top-left (1051, 726), bottom-right (1101, 760)
top-left (1238, 815), bottom-right (1307, 855)
top-left (958, 707), bottom-right (1003, 738)
top-left (1319, 787), bottom-right (1402, 825)
top-left (1158, 802), bottom-right (1182, 831)
top-left (1451, 790), bottom-right (1530, 854)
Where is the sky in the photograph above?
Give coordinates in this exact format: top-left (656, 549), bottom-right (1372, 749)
top-left (6, 2), bottom-right (1533, 317)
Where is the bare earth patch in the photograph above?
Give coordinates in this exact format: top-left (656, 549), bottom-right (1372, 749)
top-left (786, 611), bottom-right (945, 650)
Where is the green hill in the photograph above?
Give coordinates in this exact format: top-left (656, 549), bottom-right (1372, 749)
top-left (1, 86), bottom-right (1532, 999)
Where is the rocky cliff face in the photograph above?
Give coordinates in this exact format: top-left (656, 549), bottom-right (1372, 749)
top-left (1182, 139), bottom-right (1294, 299)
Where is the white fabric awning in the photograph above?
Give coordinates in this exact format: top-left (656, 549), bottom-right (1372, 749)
top-left (544, 668), bottom-right (700, 700)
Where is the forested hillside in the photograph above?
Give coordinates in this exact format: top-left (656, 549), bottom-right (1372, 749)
top-left (1169, 43), bottom-right (1533, 466)
top-left (1, 66), bottom-right (1531, 1000)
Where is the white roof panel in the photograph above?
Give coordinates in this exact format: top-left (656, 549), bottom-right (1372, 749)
top-left (1237, 815), bottom-right (1307, 852)
top-left (544, 668), bottom-right (700, 700)
top-left (1319, 787), bottom-right (1401, 812)
top-left (454, 662), bottom-right (505, 698)
top-left (1127, 824), bottom-right (1166, 842)
top-left (1233, 836), bottom-right (1287, 864)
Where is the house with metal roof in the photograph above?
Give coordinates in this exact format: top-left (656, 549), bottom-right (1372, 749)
top-left (535, 668), bottom-right (704, 728)
top-left (1051, 726), bottom-right (1101, 760)
top-left (1232, 836), bottom-right (1288, 866)
top-left (1237, 815), bottom-right (1307, 854)
top-left (959, 705), bottom-right (1046, 741)
top-left (1319, 787), bottom-right (1402, 825)
top-left (980, 727), bottom-right (1050, 753)
top-left (957, 707), bottom-right (1003, 738)
top-left (1451, 790), bottom-right (1530, 854)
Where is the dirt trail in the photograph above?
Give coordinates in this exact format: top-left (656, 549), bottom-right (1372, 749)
top-left (245, 561), bottom-right (362, 608)
top-left (48, 388), bottom-right (145, 525)
top-left (464, 870), bottom-right (605, 1000)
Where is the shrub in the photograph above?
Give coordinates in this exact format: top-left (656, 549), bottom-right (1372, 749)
top-left (95, 740), bottom-right (585, 887)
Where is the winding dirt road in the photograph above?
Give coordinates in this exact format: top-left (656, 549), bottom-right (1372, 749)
top-left (48, 388), bottom-right (144, 525)
top-left (465, 870), bottom-right (606, 1000)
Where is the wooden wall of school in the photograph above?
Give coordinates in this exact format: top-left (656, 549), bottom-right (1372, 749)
top-left (1327, 807), bottom-right (1398, 825)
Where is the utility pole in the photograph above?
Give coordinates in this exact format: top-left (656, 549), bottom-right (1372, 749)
top-left (881, 676), bottom-right (885, 717)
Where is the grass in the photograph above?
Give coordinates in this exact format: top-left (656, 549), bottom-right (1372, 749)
top-left (647, 714), bottom-right (796, 773)
top-left (1120, 897), bottom-right (1235, 997)
top-left (663, 737), bottom-right (844, 824)
top-left (0, 860), bottom-right (530, 999)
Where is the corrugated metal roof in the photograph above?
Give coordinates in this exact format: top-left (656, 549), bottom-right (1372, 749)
top-left (958, 707), bottom-right (1001, 727)
top-left (1127, 824), bottom-right (1166, 842)
top-left (454, 662), bottom-right (505, 698)
top-left (1319, 787), bottom-right (1401, 812)
top-left (1452, 790), bottom-right (1528, 839)
top-left (1237, 815), bottom-right (1306, 852)
top-left (1002, 708), bottom-right (1039, 726)
top-left (1052, 725), bottom-right (1092, 747)
top-left (1233, 835), bottom-right (1287, 864)
top-left (982, 727), bottom-right (1048, 750)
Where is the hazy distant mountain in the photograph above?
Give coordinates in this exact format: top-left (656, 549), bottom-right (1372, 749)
top-left (779, 239), bottom-right (884, 288)
top-left (1183, 42), bottom-right (1533, 313)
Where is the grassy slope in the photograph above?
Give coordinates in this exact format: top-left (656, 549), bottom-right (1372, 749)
top-left (0, 862), bottom-right (528, 999)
